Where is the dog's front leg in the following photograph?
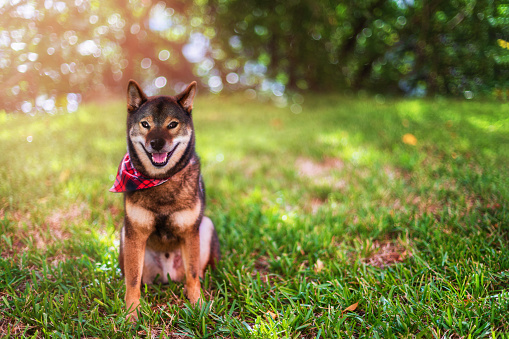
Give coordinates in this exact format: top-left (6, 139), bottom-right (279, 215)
top-left (181, 229), bottom-right (202, 305)
top-left (122, 210), bottom-right (153, 321)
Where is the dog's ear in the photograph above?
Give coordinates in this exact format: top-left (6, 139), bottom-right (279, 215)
top-left (127, 80), bottom-right (147, 113)
top-left (176, 81), bottom-right (197, 113)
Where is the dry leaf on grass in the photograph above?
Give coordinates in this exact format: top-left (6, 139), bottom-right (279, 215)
top-left (341, 302), bottom-right (358, 315)
top-left (314, 259), bottom-right (324, 273)
top-left (402, 133), bottom-right (417, 146)
top-left (266, 310), bottom-right (277, 320)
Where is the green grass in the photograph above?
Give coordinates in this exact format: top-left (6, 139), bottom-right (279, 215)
top-left (1, 94), bottom-right (508, 338)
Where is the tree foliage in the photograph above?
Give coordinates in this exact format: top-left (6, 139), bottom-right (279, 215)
top-left (207, 0), bottom-right (508, 97)
top-left (0, 0), bottom-right (507, 113)
top-left (0, 0), bottom-right (197, 112)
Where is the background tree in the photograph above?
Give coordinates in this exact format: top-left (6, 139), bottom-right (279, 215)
top-left (490, 1), bottom-right (509, 98)
top-left (0, 0), bottom-right (507, 113)
top-left (205, 0), bottom-right (506, 98)
top-left (0, 0), bottom-right (197, 112)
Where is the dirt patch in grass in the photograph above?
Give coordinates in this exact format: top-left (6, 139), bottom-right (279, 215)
top-left (47, 203), bottom-right (89, 238)
top-left (0, 315), bottom-right (38, 338)
top-left (254, 255), bottom-right (270, 273)
top-left (252, 255), bottom-right (272, 283)
top-left (405, 190), bottom-right (502, 221)
top-left (307, 197), bottom-right (327, 214)
top-left (362, 240), bottom-right (411, 268)
top-left (250, 255), bottom-right (289, 287)
top-left (399, 194), bottom-right (443, 216)
top-left (141, 330), bottom-right (188, 339)
top-left (108, 204), bottom-right (122, 218)
top-left (0, 203), bottom-right (89, 258)
top-left (296, 157), bottom-right (346, 212)
top-left (297, 157), bottom-right (344, 177)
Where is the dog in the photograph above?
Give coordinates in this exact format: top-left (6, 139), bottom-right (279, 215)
top-left (110, 80), bottom-right (220, 321)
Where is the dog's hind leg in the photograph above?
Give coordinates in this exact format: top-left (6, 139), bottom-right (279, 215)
top-left (199, 216), bottom-right (221, 276)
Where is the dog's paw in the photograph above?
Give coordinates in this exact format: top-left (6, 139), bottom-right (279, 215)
top-left (125, 298), bottom-right (141, 323)
top-left (185, 286), bottom-right (202, 306)
top-left (126, 311), bottom-right (139, 323)
top-left (190, 295), bottom-right (203, 306)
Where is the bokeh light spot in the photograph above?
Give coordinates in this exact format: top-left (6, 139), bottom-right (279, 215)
top-left (21, 101), bottom-right (32, 113)
top-left (27, 52), bottom-right (38, 61)
top-left (154, 76), bottom-right (167, 88)
top-left (208, 75), bottom-right (222, 88)
top-left (43, 98), bottom-right (55, 112)
top-left (77, 40), bottom-right (98, 56)
top-left (290, 104), bottom-right (302, 114)
top-left (130, 24), bottom-right (140, 35)
top-left (55, 2), bottom-right (66, 12)
top-left (11, 42), bottom-right (26, 51)
top-left (17, 64), bottom-right (27, 73)
top-left (226, 72), bottom-right (239, 84)
top-left (158, 50), bottom-right (170, 61)
top-left (141, 58), bottom-right (152, 69)
top-left (183, 33), bottom-right (209, 63)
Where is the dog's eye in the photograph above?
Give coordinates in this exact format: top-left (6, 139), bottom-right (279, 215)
top-left (141, 121), bottom-right (150, 129)
top-left (167, 121), bottom-right (178, 129)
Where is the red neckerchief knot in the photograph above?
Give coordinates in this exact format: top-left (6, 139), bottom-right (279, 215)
top-left (109, 153), bottom-right (169, 193)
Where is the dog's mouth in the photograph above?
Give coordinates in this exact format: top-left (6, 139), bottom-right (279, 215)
top-left (143, 143), bottom-right (180, 167)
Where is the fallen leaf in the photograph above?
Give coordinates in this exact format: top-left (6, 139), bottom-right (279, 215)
top-left (266, 311), bottom-right (277, 320)
top-left (402, 133), bottom-right (417, 146)
top-left (342, 302), bottom-right (358, 314)
top-left (314, 259), bottom-right (324, 273)
top-left (400, 250), bottom-right (408, 260)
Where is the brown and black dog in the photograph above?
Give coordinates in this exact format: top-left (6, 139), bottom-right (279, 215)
top-left (115, 80), bottom-right (220, 321)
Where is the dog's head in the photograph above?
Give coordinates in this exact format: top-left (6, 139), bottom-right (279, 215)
top-left (126, 80), bottom-right (197, 179)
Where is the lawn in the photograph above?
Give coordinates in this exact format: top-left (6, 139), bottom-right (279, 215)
top-left (0, 94), bottom-right (508, 338)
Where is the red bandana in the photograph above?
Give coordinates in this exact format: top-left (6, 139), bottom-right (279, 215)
top-left (109, 153), bottom-right (169, 193)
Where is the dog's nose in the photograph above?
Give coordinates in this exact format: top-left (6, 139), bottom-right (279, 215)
top-left (150, 138), bottom-right (165, 151)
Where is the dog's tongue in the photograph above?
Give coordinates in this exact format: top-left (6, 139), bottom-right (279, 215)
top-left (152, 152), bottom-right (168, 163)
